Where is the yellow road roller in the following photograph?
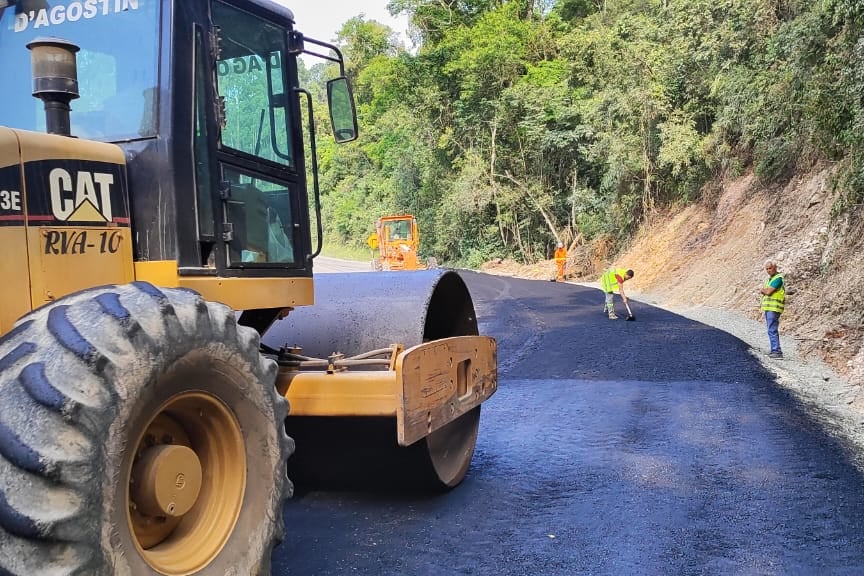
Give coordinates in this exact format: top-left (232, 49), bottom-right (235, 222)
top-left (0, 1), bottom-right (497, 573)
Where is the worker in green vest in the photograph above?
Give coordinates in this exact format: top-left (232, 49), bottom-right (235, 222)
top-left (600, 267), bottom-right (634, 320)
top-left (759, 260), bottom-right (785, 358)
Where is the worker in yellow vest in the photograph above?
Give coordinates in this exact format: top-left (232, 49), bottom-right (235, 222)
top-left (554, 242), bottom-right (568, 282)
top-left (600, 267), bottom-right (634, 320)
top-left (759, 260), bottom-right (785, 358)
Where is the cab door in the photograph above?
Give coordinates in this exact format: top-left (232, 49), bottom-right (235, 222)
top-left (194, 0), bottom-right (310, 276)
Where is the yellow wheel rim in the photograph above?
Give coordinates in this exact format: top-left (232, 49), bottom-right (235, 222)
top-left (127, 392), bottom-right (246, 575)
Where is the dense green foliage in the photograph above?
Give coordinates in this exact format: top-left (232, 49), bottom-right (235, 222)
top-left (303, 0), bottom-right (864, 266)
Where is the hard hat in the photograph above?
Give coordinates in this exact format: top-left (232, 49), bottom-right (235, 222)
top-left (557, 242), bottom-right (563, 248)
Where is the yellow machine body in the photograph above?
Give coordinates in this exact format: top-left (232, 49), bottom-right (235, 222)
top-left (0, 127), bottom-right (495, 452)
top-left (0, 126), bottom-right (134, 333)
top-left (280, 335), bottom-right (497, 446)
top-left (0, 127), bottom-right (313, 336)
top-left (0, 3), bottom-right (496, 572)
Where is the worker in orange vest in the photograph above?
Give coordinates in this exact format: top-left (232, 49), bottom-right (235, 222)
top-left (554, 242), bottom-right (568, 282)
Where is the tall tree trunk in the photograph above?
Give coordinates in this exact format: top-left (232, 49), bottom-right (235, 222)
top-left (496, 171), bottom-right (558, 243)
top-left (512, 211), bottom-right (526, 259)
top-left (570, 168), bottom-right (579, 245)
top-left (489, 119), bottom-right (507, 248)
top-left (641, 99), bottom-right (655, 216)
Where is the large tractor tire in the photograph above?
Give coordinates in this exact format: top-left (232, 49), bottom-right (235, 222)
top-left (0, 282), bottom-right (292, 575)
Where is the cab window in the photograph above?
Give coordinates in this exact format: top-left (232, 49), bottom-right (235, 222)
top-left (209, 1), bottom-right (299, 266)
top-left (213, 1), bottom-right (293, 167)
top-left (0, 1), bottom-right (160, 141)
top-left (385, 220), bottom-right (412, 240)
top-left (222, 166), bottom-right (296, 264)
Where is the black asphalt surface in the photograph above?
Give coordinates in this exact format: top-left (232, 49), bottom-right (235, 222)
top-left (271, 271), bottom-right (864, 575)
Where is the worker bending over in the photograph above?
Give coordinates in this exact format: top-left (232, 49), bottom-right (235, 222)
top-left (601, 267), bottom-right (634, 320)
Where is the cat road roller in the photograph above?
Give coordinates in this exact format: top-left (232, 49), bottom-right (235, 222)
top-left (0, 1), bottom-right (498, 574)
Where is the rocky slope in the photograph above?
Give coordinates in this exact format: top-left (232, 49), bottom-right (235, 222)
top-left (482, 164), bottom-right (864, 415)
top-left (618, 167), bottom-right (863, 393)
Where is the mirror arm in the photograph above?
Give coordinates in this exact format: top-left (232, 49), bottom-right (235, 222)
top-left (301, 36), bottom-right (347, 76)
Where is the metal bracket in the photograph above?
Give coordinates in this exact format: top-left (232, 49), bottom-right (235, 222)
top-left (287, 30), bottom-right (305, 55)
top-left (209, 25), bottom-right (222, 60)
top-left (215, 96), bottom-right (227, 129)
top-left (218, 180), bottom-right (232, 200)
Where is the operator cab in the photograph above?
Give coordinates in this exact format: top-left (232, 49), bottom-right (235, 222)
top-left (384, 219), bottom-right (412, 241)
top-left (0, 0), bottom-right (355, 277)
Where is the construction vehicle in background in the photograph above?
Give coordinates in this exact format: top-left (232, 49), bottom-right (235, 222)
top-left (368, 214), bottom-right (438, 271)
top-left (0, 1), bottom-right (497, 574)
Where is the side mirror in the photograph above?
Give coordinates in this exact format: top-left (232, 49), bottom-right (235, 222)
top-left (326, 77), bottom-right (358, 143)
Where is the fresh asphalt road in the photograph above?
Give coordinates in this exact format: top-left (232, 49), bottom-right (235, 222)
top-left (271, 270), bottom-right (864, 575)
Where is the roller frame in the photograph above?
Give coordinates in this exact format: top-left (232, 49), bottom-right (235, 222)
top-left (275, 334), bottom-right (497, 446)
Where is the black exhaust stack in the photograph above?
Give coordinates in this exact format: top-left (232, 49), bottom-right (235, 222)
top-left (26, 37), bottom-right (80, 137)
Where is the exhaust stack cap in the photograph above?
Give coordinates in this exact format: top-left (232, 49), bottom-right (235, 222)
top-left (26, 37), bottom-right (80, 136)
top-left (27, 37), bottom-right (80, 99)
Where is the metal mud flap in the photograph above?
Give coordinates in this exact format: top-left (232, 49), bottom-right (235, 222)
top-left (395, 335), bottom-right (497, 446)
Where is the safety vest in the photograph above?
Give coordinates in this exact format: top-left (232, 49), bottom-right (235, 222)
top-left (554, 248), bottom-right (567, 263)
top-left (761, 273), bottom-right (785, 313)
top-left (601, 268), bottom-right (628, 293)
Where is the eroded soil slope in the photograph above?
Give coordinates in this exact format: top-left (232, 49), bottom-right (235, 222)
top-left (483, 165), bottom-right (864, 406)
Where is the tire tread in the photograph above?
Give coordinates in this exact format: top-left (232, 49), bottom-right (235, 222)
top-left (0, 282), bottom-right (289, 575)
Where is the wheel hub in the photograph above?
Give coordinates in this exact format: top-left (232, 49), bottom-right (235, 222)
top-left (131, 444), bottom-right (203, 518)
top-left (127, 392), bottom-right (246, 575)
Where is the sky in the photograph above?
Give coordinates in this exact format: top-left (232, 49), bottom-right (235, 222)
top-left (274, 0), bottom-right (411, 45)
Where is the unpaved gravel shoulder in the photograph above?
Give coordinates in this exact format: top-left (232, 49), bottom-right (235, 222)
top-left (577, 281), bottom-right (864, 468)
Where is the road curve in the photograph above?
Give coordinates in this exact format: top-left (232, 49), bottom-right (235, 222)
top-left (272, 271), bottom-right (864, 575)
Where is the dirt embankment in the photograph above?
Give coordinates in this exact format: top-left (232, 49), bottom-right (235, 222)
top-left (482, 165), bottom-right (864, 406)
